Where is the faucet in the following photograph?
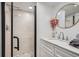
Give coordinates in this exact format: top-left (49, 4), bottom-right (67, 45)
top-left (58, 32), bottom-right (65, 40)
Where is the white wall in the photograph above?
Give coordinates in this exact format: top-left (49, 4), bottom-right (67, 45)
top-left (37, 2), bottom-right (79, 56)
top-left (0, 3), bottom-right (1, 57)
top-left (37, 3), bottom-right (56, 56)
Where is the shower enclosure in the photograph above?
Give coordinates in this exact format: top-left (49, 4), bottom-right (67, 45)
top-left (0, 2), bottom-right (2, 57)
top-left (4, 2), bottom-right (36, 57)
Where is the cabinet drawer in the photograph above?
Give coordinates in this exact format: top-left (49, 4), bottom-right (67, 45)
top-left (55, 45), bottom-right (79, 57)
top-left (40, 46), bottom-right (54, 57)
top-left (40, 39), bottom-right (54, 51)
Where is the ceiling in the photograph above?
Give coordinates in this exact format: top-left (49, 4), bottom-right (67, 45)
top-left (6, 2), bottom-right (36, 13)
top-left (12, 2), bottom-right (63, 13)
top-left (6, 2), bottom-right (68, 12)
top-left (6, 2), bottom-right (79, 14)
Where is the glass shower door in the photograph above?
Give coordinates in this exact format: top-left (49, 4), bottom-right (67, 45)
top-left (13, 2), bottom-right (35, 57)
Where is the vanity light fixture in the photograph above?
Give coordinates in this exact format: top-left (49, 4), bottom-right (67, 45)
top-left (28, 6), bottom-right (32, 9)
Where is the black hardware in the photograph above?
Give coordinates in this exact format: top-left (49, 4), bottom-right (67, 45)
top-left (13, 36), bottom-right (19, 51)
top-left (1, 2), bottom-right (5, 57)
top-left (11, 2), bottom-right (13, 57)
top-left (73, 16), bottom-right (75, 25)
top-left (34, 6), bottom-right (37, 57)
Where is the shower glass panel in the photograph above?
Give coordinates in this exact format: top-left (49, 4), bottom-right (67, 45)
top-left (5, 3), bottom-right (11, 57)
top-left (13, 2), bottom-right (35, 57)
top-left (0, 2), bottom-right (2, 57)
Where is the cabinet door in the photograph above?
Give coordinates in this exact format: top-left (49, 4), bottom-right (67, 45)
top-left (40, 45), bottom-right (54, 57)
top-left (40, 39), bottom-right (55, 52)
top-left (40, 39), bottom-right (55, 57)
top-left (55, 45), bottom-right (79, 57)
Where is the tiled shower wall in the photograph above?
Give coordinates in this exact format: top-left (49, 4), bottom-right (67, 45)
top-left (13, 10), bottom-right (34, 57)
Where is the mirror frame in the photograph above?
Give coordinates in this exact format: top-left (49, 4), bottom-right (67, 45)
top-left (56, 3), bottom-right (79, 29)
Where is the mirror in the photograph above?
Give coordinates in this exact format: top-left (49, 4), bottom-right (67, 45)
top-left (56, 3), bottom-right (79, 29)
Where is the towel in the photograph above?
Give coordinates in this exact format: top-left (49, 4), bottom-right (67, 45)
top-left (69, 39), bottom-right (79, 48)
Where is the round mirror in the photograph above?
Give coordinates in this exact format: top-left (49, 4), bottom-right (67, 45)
top-left (56, 3), bottom-right (79, 29)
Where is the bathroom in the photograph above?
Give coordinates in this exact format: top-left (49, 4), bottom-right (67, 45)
top-left (37, 2), bottom-right (79, 57)
top-left (0, 2), bottom-right (79, 57)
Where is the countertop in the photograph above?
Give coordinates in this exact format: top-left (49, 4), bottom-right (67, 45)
top-left (41, 37), bottom-right (79, 55)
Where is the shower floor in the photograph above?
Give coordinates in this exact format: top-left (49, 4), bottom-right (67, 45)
top-left (14, 52), bottom-right (34, 57)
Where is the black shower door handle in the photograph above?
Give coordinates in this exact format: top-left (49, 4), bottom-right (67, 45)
top-left (13, 36), bottom-right (19, 51)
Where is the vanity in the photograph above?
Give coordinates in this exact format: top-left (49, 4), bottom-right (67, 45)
top-left (40, 38), bottom-right (79, 57)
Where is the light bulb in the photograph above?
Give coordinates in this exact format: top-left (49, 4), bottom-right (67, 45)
top-left (28, 6), bottom-right (32, 9)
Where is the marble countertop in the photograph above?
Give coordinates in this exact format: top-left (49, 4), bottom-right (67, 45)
top-left (41, 37), bottom-right (79, 55)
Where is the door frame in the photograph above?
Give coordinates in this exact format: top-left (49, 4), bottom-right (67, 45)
top-left (1, 2), bottom-right (5, 57)
top-left (11, 2), bottom-right (13, 57)
top-left (34, 6), bottom-right (37, 57)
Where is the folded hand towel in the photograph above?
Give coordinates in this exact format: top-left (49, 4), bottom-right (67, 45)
top-left (69, 39), bottom-right (79, 48)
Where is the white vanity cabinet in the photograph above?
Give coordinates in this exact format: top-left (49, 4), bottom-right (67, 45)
top-left (55, 45), bottom-right (79, 57)
top-left (40, 39), bottom-right (55, 57)
top-left (40, 39), bottom-right (79, 57)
